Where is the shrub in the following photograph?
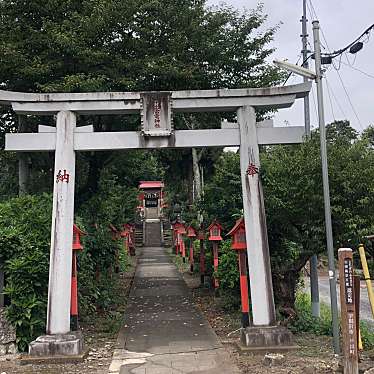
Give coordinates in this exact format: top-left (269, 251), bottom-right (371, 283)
top-left (0, 193), bottom-right (130, 350)
top-left (215, 240), bottom-right (242, 310)
top-left (0, 194), bottom-right (52, 351)
top-left (288, 292), bottom-right (332, 336)
top-left (360, 321), bottom-right (374, 350)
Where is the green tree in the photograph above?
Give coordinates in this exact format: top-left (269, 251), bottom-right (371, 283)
top-left (202, 121), bottom-right (374, 311)
top-left (0, 0), bottom-right (284, 201)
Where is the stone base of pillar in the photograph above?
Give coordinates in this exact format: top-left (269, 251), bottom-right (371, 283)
top-left (28, 332), bottom-right (84, 357)
top-left (239, 326), bottom-right (298, 353)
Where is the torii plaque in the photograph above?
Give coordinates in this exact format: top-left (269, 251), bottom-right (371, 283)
top-left (1, 82), bottom-right (311, 356)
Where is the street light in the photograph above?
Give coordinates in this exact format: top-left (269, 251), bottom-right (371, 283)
top-left (273, 20), bottom-right (340, 354)
top-left (273, 59), bottom-right (316, 80)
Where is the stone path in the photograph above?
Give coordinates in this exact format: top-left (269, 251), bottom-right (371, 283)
top-left (109, 246), bottom-right (240, 374)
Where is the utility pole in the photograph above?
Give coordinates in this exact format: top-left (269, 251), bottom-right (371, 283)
top-left (301, 0), bottom-right (320, 318)
top-left (301, 0), bottom-right (311, 137)
top-left (313, 20), bottom-right (340, 354)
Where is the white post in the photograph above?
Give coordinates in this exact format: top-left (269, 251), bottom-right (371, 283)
top-left (238, 105), bottom-right (276, 326)
top-left (46, 111), bottom-right (76, 335)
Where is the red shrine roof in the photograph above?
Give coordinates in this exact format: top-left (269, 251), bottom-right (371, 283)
top-left (207, 220), bottom-right (223, 231)
top-left (227, 217), bottom-right (245, 236)
top-left (139, 181), bottom-right (164, 189)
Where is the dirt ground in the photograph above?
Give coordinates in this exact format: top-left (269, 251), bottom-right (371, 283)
top-left (0, 325), bottom-right (117, 374)
top-left (1, 250), bottom-right (374, 374)
top-left (179, 261), bottom-right (374, 374)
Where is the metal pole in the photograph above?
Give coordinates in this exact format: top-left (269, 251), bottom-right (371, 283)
top-left (312, 20), bottom-right (340, 354)
top-left (310, 254), bottom-right (320, 316)
top-left (301, 0), bottom-right (311, 137)
top-left (301, 0), bottom-right (320, 318)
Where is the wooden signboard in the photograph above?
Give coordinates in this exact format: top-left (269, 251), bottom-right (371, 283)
top-left (141, 92), bottom-right (172, 137)
top-left (338, 248), bottom-right (358, 374)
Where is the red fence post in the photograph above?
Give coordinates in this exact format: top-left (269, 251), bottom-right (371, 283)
top-left (238, 251), bottom-right (250, 327)
top-left (71, 224), bottom-right (86, 331)
top-left (187, 226), bottom-right (197, 273)
top-left (228, 217), bottom-right (250, 327)
top-left (181, 239), bottom-right (186, 263)
top-left (70, 252), bottom-right (78, 330)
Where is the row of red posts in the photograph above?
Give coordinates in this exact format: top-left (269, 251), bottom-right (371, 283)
top-left (70, 222), bottom-right (136, 331)
top-left (172, 218), bottom-right (250, 328)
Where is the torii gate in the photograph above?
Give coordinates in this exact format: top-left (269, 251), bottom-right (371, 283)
top-left (1, 82), bottom-right (311, 355)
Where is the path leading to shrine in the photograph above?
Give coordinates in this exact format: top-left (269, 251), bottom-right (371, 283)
top-left (109, 245), bottom-right (240, 374)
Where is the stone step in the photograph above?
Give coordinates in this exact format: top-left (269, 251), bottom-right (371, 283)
top-left (145, 222), bottom-right (161, 247)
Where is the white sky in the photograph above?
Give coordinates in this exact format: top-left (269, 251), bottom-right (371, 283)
top-left (208, 0), bottom-right (374, 132)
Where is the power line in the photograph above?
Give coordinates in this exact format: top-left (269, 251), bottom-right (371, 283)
top-left (340, 59), bottom-right (374, 80)
top-left (325, 76), bottom-right (348, 119)
top-left (323, 24), bottom-right (374, 59)
top-left (325, 78), bottom-right (336, 122)
top-left (332, 66), bottom-right (364, 130)
top-left (308, 0), bottom-right (374, 60)
top-left (282, 55), bottom-right (303, 86)
top-left (307, 0), bottom-right (364, 130)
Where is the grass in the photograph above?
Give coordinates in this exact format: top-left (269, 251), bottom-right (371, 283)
top-left (290, 291), bottom-right (374, 351)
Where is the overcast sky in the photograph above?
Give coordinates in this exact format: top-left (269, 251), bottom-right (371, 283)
top-left (207, 0), bottom-right (374, 132)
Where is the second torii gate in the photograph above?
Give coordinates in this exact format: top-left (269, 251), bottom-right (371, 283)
top-left (1, 82), bottom-right (311, 355)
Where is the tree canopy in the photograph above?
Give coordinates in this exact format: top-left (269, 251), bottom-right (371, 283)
top-left (0, 0), bottom-right (281, 93)
top-left (0, 0), bottom-right (284, 206)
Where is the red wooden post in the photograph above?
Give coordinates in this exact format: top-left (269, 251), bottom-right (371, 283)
top-left (181, 238), bottom-right (186, 263)
top-left (238, 251), bottom-right (250, 327)
top-left (187, 226), bottom-right (197, 273)
top-left (176, 223), bottom-right (187, 262)
top-left (125, 223), bottom-right (136, 256)
top-left (189, 240), bottom-right (194, 271)
top-left (71, 252), bottom-right (78, 330)
top-left (71, 224), bottom-right (86, 331)
top-left (198, 226), bottom-right (206, 286)
top-left (212, 242), bottom-right (219, 288)
top-left (175, 231), bottom-right (179, 255)
top-left (172, 224), bottom-right (177, 254)
top-left (121, 226), bottom-right (130, 254)
top-left (173, 222), bottom-right (184, 256)
top-left (228, 217), bottom-right (250, 327)
top-left (208, 220), bottom-right (223, 290)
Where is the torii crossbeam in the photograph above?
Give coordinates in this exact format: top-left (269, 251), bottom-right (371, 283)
top-left (1, 82), bottom-right (311, 356)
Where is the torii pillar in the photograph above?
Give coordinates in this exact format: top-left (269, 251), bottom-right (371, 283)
top-left (29, 111), bottom-right (83, 357)
top-left (238, 106), bottom-right (296, 350)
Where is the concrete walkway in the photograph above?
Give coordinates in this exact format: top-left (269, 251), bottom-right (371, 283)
top-left (109, 246), bottom-right (240, 374)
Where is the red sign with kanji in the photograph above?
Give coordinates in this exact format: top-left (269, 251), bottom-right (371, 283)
top-left (246, 163), bottom-right (259, 177)
top-left (56, 170), bottom-right (70, 183)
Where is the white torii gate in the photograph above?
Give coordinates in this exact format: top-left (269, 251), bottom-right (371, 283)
top-left (1, 82), bottom-right (311, 355)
